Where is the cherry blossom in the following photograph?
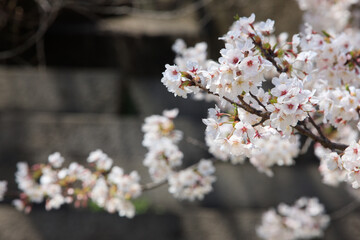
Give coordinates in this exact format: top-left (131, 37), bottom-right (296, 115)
top-left (257, 197), bottom-right (330, 240)
top-left (168, 159), bottom-right (216, 201)
top-left (0, 181), bottom-right (7, 201)
top-left (48, 152), bottom-right (64, 168)
top-left (12, 151), bottom-right (142, 218)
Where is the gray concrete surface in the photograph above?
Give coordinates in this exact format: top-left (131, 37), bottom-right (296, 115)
top-left (0, 68), bottom-right (121, 113)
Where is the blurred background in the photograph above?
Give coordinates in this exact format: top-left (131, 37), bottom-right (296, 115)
top-left (0, 0), bottom-right (359, 239)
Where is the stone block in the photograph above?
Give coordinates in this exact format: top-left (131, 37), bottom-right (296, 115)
top-left (0, 67), bottom-right (121, 113)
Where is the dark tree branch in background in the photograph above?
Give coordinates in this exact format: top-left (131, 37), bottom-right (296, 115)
top-left (0, 0), bottom-right (213, 61)
top-left (0, 0), bottom-right (62, 60)
top-left (65, 0), bottom-right (213, 20)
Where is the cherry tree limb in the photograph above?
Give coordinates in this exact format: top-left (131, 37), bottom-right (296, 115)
top-left (187, 76), bottom-right (348, 152)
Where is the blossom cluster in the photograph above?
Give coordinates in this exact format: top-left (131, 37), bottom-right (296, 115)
top-left (313, 123), bottom-right (360, 189)
top-left (257, 197), bottom-right (330, 240)
top-left (296, 0), bottom-right (358, 33)
top-left (268, 73), bottom-right (316, 134)
top-left (203, 105), bottom-right (300, 177)
top-left (0, 109), bottom-right (217, 216)
top-left (314, 124), bottom-right (356, 186)
top-left (13, 151), bottom-right (141, 218)
top-left (142, 109), bottom-right (183, 182)
top-left (142, 109), bottom-right (216, 200)
top-left (160, 3), bottom-right (360, 193)
top-left (172, 39), bottom-right (208, 71)
top-left (316, 146), bottom-right (347, 187)
top-left (168, 159), bottom-right (215, 201)
top-left (297, 25), bottom-right (360, 128)
top-left (336, 141), bottom-right (360, 189)
top-left (162, 14), bottom-right (320, 180)
top-left (161, 14), bottom-right (274, 102)
top-left (159, 5), bottom-right (360, 236)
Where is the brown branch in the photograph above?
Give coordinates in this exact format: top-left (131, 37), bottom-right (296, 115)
top-left (294, 125), bottom-right (347, 151)
top-left (251, 37), bottom-right (286, 73)
top-left (189, 78), bottom-right (348, 152)
top-left (237, 95), bottom-right (270, 119)
top-left (141, 179), bottom-right (167, 191)
top-left (249, 92), bottom-right (268, 111)
top-left (307, 113), bottom-right (327, 140)
top-left (186, 75), bottom-right (247, 110)
top-left (252, 117), bottom-right (267, 127)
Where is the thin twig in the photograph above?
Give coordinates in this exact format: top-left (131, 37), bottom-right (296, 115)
top-left (307, 113), bottom-right (327, 140)
top-left (141, 179), bottom-right (167, 191)
top-left (300, 137), bottom-right (312, 155)
top-left (251, 36), bottom-right (286, 73)
top-left (186, 74), bottom-right (248, 111)
top-left (252, 117), bottom-right (267, 127)
top-left (186, 136), bottom-right (208, 151)
top-left (330, 200), bottom-right (360, 221)
top-left (141, 157), bottom-right (221, 192)
top-left (249, 92), bottom-right (268, 111)
top-left (300, 120), bottom-right (310, 131)
top-left (238, 95), bottom-right (263, 116)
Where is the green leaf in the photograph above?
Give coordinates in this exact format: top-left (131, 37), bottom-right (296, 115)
top-left (272, 43), bottom-right (278, 51)
top-left (270, 97), bottom-right (277, 104)
top-left (276, 49), bottom-right (284, 58)
top-left (345, 84), bottom-right (350, 92)
top-left (233, 105), bottom-right (239, 116)
top-left (263, 42), bottom-right (271, 50)
top-left (133, 198), bottom-right (150, 215)
top-left (88, 200), bottom-right (104, 212)
top-left (180, 71), bottom-right (189, 78)
top-left (321, 30), bottom-right (331, 38)
top-left (180, 80), bottom-right (193, 89)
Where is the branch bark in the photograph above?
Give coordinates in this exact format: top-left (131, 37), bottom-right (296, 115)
top-left (188, 77), bottom-right (348, 152)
